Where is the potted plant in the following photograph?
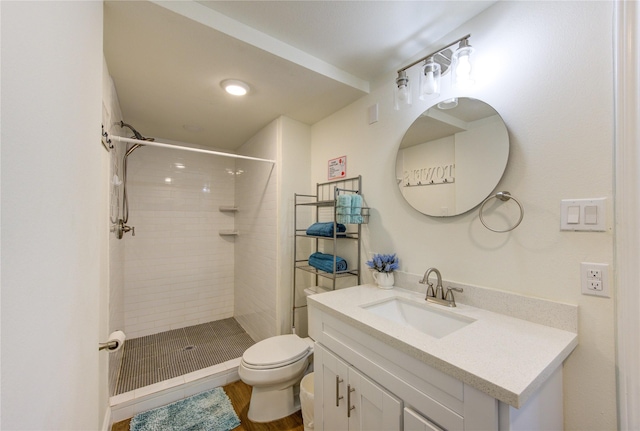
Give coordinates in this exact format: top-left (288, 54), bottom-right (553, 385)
top-left (366, 253), bottom-right (399, 289)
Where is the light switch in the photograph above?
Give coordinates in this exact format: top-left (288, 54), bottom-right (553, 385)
top-left (584, 205), bottom-right (598, 224)
top-left (567, 206), bottom-right (580, 224)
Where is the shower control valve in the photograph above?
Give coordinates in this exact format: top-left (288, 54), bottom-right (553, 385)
top-left (122, 224), bottom-right (135, 237)
top-left (112, 219), bottom-right (135, 239)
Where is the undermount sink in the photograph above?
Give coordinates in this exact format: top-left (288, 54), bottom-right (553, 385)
top-left (361, 297), bottom-right (476, 338)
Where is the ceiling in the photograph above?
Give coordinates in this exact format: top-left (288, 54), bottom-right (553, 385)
top-left (103, 1), bottom-right (496, 150)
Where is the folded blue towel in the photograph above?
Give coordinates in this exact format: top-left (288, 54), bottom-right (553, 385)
top-left (306, 222), bottom-right (346, 237)
top-left (350, 194), bottom-right (363, 224)
top-left (309, 252), bottom-right (348, 273)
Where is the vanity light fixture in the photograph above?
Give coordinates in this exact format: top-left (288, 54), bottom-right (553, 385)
top-left (395, 34), bottom-right (474, 109)
top-left (221, 79), bottom-right (250, 96)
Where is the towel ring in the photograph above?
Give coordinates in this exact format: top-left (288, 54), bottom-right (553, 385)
top-left (479, 191), bottom-right (524, 233)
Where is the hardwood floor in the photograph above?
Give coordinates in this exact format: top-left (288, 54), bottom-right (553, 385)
top-left (111, 380), bottom-right (305, 431)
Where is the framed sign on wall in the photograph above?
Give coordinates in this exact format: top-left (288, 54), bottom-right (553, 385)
top-left (328, 156), bottom-right (346, 180)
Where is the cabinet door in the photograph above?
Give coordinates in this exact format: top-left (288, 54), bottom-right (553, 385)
top-left (348, 367), bottom-right (402, 431)
top-left (404, 407), bottom-right (445, 431)
top-left (319, 347), bottom-right (350, 431)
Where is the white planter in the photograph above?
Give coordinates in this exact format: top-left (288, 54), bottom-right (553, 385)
top-left (372, 272), bottom-right (395, 289)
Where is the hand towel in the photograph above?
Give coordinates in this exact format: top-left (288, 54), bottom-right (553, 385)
top-left (308, 252), bottom-right (348, 273)
top-left (336, 194), bottom-right (351, 224)
top-left (306, 222), bottom-right (347, 237)
top-left (350, 194), bottom-right (363, 224)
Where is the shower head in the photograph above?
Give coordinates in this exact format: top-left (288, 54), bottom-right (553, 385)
top-left (119, 121), bottom-right (155, 142)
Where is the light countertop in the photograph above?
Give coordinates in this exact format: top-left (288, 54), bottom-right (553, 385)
top-left (308, 284), bottom-right (578, 408)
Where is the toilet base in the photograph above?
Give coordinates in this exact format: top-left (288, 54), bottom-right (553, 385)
top-left (247, 384), bottom-right (300, 423)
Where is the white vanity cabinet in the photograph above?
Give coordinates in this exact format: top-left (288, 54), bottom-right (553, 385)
top-left (316, 344), bottom-right (402, 431)
top-left (310, 302), bottom-right (566, 431)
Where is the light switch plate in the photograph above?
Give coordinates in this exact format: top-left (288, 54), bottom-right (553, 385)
top-left (561, 198), bottom-right (606, 231)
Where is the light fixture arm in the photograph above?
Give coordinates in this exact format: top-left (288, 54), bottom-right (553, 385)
top-left (397, 34), bottom-right (471, 74)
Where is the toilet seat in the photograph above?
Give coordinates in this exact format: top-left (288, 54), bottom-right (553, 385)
top-left (242, 334), bottom-right (312, 370)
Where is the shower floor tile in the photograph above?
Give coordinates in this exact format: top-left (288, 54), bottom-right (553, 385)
top-left (115, 318), bottom-right (255, 395)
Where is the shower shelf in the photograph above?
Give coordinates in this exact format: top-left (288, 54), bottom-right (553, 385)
top-left (219, 206), bottom-right (238, 212)
top-left (219, 230), bottom-right (239, 236)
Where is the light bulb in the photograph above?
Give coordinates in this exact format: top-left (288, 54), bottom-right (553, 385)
top-left (425, 72), bottom-right (436, 93)
top-left (452, 40), bottom-right (475, 88)
top-left (419, 58), bottom-right (441, 100)
top-left (398, 84), bottom-right (409, 101)
top-left (394, 71), bottom-right (412, 110)
top-left (456, 54), bottom-right (472, 78)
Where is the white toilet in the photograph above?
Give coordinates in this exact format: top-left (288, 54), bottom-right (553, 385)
top-left (238, 334), bottom-right (314, 422)
top-left (239, 286), bottom-right (329, 423)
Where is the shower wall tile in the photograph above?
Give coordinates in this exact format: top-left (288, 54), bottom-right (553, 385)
top-left (123, 147), bottom-right (237, 338)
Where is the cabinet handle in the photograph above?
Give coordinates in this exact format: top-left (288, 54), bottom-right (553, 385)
top-left (347, 384), bottom-right (355, 418)
top-left (336, 376), bottom-right (344, 406)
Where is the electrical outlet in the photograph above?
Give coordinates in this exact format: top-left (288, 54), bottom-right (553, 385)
top-left (587, 269), bottom-right (602, 279)
top-left (581, 262), bottom-right (609, 297)
top-left (587, 280), bottom-right (602, 291)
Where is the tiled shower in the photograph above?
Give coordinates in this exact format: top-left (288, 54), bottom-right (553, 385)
top-left (105, 69), bottom-right (281, 397)
top-left (108, 135), bottom-right (278, 395)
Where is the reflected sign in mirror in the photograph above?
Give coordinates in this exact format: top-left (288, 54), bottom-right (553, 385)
top-left (395, 98), bottom-right (509, 217)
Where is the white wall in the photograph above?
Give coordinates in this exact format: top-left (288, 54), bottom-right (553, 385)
top-left (1, 1), bottom-right (105, 429)
top-left (123, 145), bottom-right (237, 338)
top-left (276, 117), bottom-right (312, 335)
top-left (311, 2), bottom-right (616, 430)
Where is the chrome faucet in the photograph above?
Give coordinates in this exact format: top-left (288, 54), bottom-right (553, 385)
top-left (420, 267), bottom-right (443, 299)
top-left (419, 267), bottom-right (463, 307)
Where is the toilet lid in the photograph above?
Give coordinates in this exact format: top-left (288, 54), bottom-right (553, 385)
top-left (242, 334), bottom-right (312, 368)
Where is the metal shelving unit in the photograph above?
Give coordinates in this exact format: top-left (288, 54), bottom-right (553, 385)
top-left (292, 176), bottom-right (369, 328)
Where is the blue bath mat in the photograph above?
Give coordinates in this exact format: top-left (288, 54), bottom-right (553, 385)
top-left (130, 387), bottom-right (240, 431)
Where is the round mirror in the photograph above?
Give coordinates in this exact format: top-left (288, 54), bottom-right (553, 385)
top-left (395, 97), bottom-right (509, 217)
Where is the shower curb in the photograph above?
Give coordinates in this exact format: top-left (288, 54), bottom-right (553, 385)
top-left (109, 358), bottom-right (241, 424)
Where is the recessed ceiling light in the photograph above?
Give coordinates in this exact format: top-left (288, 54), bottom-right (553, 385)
top-left (221, 79), bottom-right (250, 96)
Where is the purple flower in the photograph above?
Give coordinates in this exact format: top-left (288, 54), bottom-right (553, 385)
top-left (366, 253), bottom-right (399, 273)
